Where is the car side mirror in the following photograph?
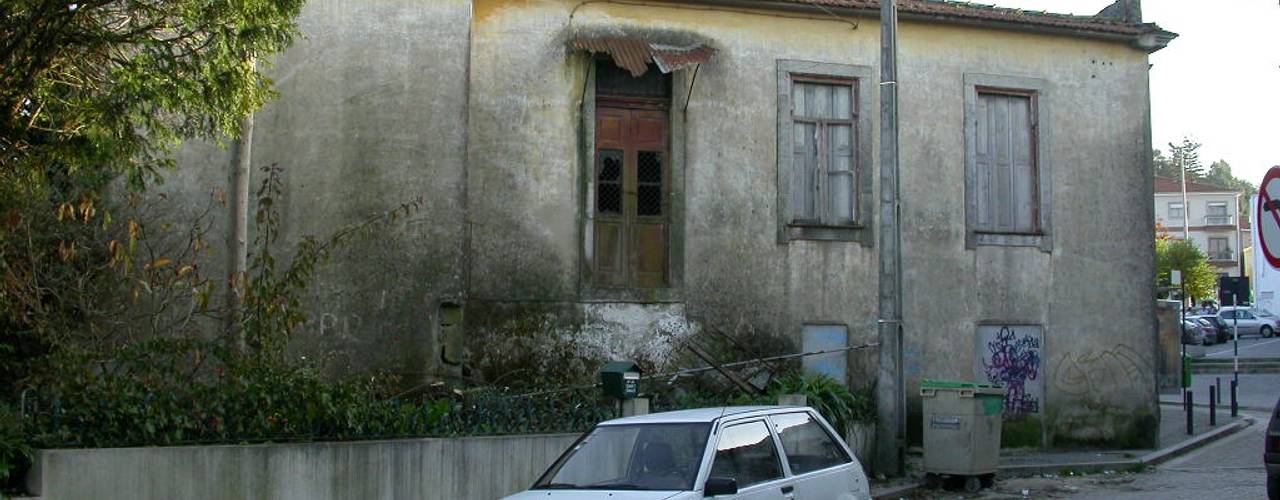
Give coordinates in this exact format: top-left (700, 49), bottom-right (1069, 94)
top-left (704, 476), bottom-right (738, 496)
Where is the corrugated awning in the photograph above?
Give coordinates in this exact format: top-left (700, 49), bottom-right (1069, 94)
top-left (570, 37), bottom-right (716, 77)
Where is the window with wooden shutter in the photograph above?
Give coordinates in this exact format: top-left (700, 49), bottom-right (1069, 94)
top-left (963, 73), bottom-right (1051, 251)
top-left (776, 61), bottom-right (873, 245)
top-left (974, 91), bottom-right (1038, 234)
top-left (790, 79), bottom-right (856, 226)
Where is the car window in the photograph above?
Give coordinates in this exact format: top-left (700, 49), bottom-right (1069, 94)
top-left (1221, 310), bottom-right (1236, 320)
top-left (709, 420), bottom-right (784, 488)
top-left (1196, 319), bottom-right (1213, 327)
top-left (771, 412), bottom-right (851, 475)
top-left (1241, 311), bottom-right (1256, 319)
top-left (534, 423), bottom-right (711, 491)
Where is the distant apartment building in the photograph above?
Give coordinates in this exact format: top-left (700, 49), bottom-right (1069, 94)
top-left (1154, 176), bottom-right (1244, 277)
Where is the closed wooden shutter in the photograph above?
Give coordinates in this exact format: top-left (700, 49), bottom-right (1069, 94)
top-left (791, 79), bottom-right (855, 225)
top-left (975, 92), bottom-right (1037, 233)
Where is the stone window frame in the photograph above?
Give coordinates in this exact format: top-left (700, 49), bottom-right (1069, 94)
top-left (963, 73), bottom-right (1053, 252)
top-left (776, 60), bottom-right (874, 245)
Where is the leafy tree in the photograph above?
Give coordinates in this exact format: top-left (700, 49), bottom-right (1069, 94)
top-left (1, 1), bottom-right (304, 393)
top-left (1156, 239), bottom-right (1217, 302)
top-left (1153, 149), bottom-right (1180, 179)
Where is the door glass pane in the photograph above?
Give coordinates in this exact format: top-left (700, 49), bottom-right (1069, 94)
top-left (772, 413), bottom-right (851, 475)
top-left (637, 151), bottom-right (663, 216)
top-left (597, 149), bottom-right (622, 215)
top-left (709, 421), bottom-right (783, 488)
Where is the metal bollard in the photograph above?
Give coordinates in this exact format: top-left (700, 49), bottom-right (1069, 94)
top-left (1186, 390), bottom-right (1194, 435)
top-left (1209, 385), bottom-right (1216, 426)
top-left (1231, 380), bottom-right (1238, 417)
top-left (1217, 377), bottom-right (1222, 404)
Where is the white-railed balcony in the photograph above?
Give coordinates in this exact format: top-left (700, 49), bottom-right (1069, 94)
top-left (1204, 215), bottom-right (1234, 226)
top-left (1208, 251), bottom-right (1236, 262)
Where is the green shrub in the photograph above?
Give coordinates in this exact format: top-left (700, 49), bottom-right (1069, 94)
top-left (770, 373), bottom-right (875, 431)
top-left (0, 403), bottom-right (31, 487)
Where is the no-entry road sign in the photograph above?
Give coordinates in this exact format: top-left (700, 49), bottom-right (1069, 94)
top-left (1257, 167), bottom-right (1280, 270)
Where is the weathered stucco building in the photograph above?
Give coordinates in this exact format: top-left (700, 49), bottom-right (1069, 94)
top-left (167, 0), bottom-right (1173, 448)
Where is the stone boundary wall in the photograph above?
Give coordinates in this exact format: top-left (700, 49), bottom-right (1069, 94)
top-left (26, 433), bottom-right (579, 500)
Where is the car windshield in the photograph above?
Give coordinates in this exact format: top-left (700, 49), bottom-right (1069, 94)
top-left (534, 423), bottom-right (712, 491)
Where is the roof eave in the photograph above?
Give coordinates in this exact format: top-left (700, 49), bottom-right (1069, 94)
top-left (670, 0), bottom-right (1177, 51)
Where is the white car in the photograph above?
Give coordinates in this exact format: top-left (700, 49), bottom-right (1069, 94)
top-left (503, 406), bottom-right (870, 500)
top-left (1218, 307), bottom-right (1280, 338)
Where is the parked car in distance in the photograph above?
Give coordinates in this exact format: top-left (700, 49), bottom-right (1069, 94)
top-left (1218, 307), bottom-right (1280, 338)
top-left (503, 406), bottom-right (870, 500)
top-left (1185, 315), bottom-right (1224, 344)
top-left (1266, 396), bottom-right (1280, 499)
top-left (1181, 320), bottom-right (1209, 345)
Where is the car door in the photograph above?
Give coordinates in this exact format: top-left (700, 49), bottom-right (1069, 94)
top-left (1238, 310), bottom-right (1262, 335)
top-left (705, 419), bottom-right (791, 499)
top-left (769, 411), bottom-right (869, 500)
top-left (1220, 310), bottom-right (1249, 336)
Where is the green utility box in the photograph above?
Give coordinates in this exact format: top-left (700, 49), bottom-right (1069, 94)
top-left (920, 380), bottom-right (1006, 492)
top-left (600, 361), bottom-right (642, 399)
top-left (1182, 355), bottom-right (1192, 388)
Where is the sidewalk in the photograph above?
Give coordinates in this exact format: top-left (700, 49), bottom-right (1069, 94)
top-left (870, 404), bottom-right (1252, 499)
top-left (1159, 373), bottom-right (1279, 411)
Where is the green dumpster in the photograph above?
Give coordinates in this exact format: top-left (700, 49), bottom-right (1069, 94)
top-left (920, 379), bottom-right (1006, 492)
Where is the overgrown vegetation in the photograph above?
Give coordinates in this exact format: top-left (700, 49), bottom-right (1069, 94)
top-left (2, 1), bottom-right (305, 487)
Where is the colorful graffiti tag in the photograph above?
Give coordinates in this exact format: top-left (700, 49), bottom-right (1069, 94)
top-left (979, 325), bottom-right (1043, 417)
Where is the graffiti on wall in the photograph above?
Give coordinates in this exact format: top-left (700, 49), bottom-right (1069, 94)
top-left (977, 325), bottom-right (1043, 418)
top-left (1054, 344), bottom-right (1149, 398)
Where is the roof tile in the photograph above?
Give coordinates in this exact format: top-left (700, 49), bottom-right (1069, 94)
top-left (777, 0), bottom-right (1161, 36)
top-left (1154, 176), bottom-right (1236, 194)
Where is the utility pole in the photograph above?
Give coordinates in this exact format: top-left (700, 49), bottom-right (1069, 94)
top-left (1179, 154), bottom-right (1190, 241)
top-left (875, 0), bottom-right (905, 477)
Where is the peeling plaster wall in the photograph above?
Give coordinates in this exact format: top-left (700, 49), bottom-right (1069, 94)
top-left (163, 0), bottom-right (1157, 447)
top-left (166, 0), bottom-right (473, 382)
top-left (468, 0), bottom-right (1156, 447)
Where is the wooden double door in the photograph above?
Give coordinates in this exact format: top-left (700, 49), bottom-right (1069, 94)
top-left (593, 105), bottom-right (668, 288)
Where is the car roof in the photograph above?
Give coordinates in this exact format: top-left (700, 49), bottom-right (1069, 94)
top-left (598, 406), bottom-right (806, 426)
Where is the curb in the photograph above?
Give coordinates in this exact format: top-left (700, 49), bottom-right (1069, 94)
top-left (1140, 415), bottom-right (1254, 466)
top-left (1158, 399), bottom-right (1272, 413)
top-left (872, 482), bottom-right (925, 500)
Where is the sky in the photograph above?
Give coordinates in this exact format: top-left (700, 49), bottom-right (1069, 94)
top-left (983, 0), bottom-right (1280, 185)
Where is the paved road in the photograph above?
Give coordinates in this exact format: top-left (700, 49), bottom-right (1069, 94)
top-left (1202, 336), bottom-right (1280, 359)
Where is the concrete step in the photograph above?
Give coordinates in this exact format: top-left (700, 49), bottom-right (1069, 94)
top-left (1191, 362), bottom-right (1280, 374)
top-left (1193, 356), bottom-right (1280, 363)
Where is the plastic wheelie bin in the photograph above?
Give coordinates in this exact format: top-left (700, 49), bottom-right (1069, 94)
top-left (920, 379), bottom-right (1006, 492)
